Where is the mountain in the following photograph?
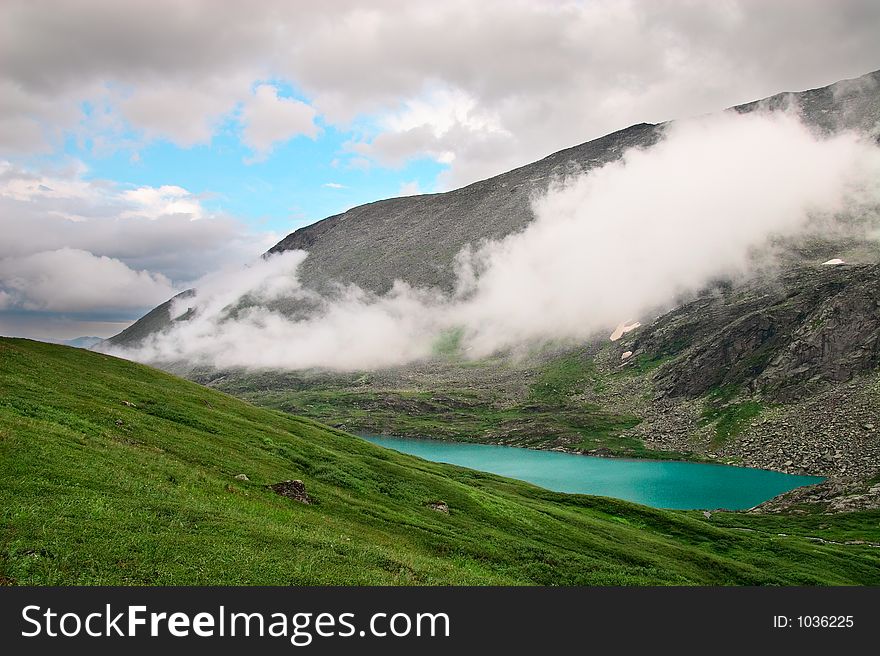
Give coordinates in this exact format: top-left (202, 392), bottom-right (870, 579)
top-left (60, 336), bottom-right (103, 349)
top-left (101, 70), bottom-right (880, 510)
top-left (107, 69), bottom-right (880, 348)
top-left (2, 337), bottom-right (879, 585)
top-left (106, 290), bottom-right (193, 350)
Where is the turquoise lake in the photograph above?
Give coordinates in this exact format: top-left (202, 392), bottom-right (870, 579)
top-left (361, 435), bottom-right (824, 510)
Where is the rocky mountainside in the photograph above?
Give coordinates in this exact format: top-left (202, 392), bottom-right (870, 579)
top-left (635, 261), bottom-right (880, 403)
top-left (108, 69), bottom-right (880, 347)
top-left (273, 69), bottom-right (880, 294)
top-left (265, 122), bottom-right (661, 295)
top-left (606, 259), bottom-right (880, 482)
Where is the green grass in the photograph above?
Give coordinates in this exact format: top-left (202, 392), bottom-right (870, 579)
top-left (528, 352), bottom-right (596, 405)
top-left (614, 354), bottom-right (673, 377)
top-left (704, 401), bottom-right (764, 442)
top-left (431, 327), bottom-right (465, 358)
top-left (2, 338), bottom-right (880, 585)
top-left (235, 388), bottom-right (644, 453)
top-left (701, 385), bottom-right (765, 444)
top-left (232, 351), bottom-right (660, 458)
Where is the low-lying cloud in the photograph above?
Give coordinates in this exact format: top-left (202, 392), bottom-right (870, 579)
top-left (112, 110), bottom-right (880, 371)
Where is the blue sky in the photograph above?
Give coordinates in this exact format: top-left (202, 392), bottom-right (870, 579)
top-left (67, 92), bottom-right (447, 236)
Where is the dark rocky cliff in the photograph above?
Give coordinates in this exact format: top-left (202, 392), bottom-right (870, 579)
top-left (631, 262), bottom-right (880, 401)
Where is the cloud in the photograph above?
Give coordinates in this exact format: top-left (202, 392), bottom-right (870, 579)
top-left (277, 0), bottom-right (880, 187)
top-left (397, 181), bottom-right (421, 196)
top-left (120, 185), bottom-right (204, 220)
top-left (322, 182), bottom-right (346, 189)
top-left (112, 111), bottom-right (880, 371)
top-left (0, 77), bottom-right (97, 155)
top-left (347, 126), bottom-right (437, 168)
top-left (348, 86), bottom-right (509, 170)
top-left (450, 111), bottom-right (880, 354)
top-left (118, 79), bottom-right (248, 147)
top-left (346, 156), bottom-right (373, 172)
top-left (5, 2), bottom-right (880, 343)
top-left (0, 0), bottom-right (267, 153)
top-left (240, 84), bottom-right (318, 160)
top-left (114, 250), bottom-right (443, 369)
top-left (2, 1), bottom-right (880, 185)
top-left (0, 247), bottom-right (176, 313)
top-left (0, 162), bottom-right (277, 286)
top-left (383, 87), bottom-right (505, 137)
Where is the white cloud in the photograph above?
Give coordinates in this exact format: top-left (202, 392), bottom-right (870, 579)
top-left (120, 185), bottom-right (204, 220)
top-left (1, 1), bottom-right (877, 346)
top-left (117, 80), bottom-right (247, 148)
top-left (240, 84), bottom-right (318, 160)
top-left (382, 87), bottom-right (506, 138)
top-left (277, 0), bottom-right (880, 187)
top-left (115, 250), bottom-right (443, 369)
top-left (0, 162), bottom-right (276, 284)
top-left (397, 180), bottom-right (421, 196)
top-left (345, 87), bottom-right (510, 170)
top-left (0, 248), bottom-right (177, 313)
top-left (323, 182), bottom-right (346, 189)
top-left (0, 78), bottom-right (92, 155)
top-left (346, 156), bottom-right (373, 172)
top-left (450, 112), bottom-right (880, 354)
top-left (0, 115), bottom-right (50, 155)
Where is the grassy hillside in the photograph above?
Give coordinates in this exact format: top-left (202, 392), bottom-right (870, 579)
top-left (2, 338), bottom-right (879, 585)
top-left (209, 350), bottom-right (687, 461)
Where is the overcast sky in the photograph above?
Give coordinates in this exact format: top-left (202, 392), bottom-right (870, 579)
top-left (2, 0), bottom-right (880, 341)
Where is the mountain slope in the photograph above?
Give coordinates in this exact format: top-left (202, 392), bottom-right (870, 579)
top-left (265, 123), bottom-right (659, 294)
top-left (107, 69), bottom-right (880, 348)
top-left (2, 337), bottom-right (880, 585)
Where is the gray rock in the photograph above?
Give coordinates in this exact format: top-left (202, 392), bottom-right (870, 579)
top-left (268, 479), bottom-right (312, 504)
top-left (643, 264), bottom-right (880, 402)
top-left (427, 501), bottom-right (449, 514)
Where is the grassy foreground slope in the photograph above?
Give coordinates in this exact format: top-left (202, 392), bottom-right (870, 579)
top-left (1, 338), bottom-right (879, 585)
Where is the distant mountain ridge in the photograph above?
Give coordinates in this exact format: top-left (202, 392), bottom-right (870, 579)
top-left (59, 336), bottom-right (102, 349)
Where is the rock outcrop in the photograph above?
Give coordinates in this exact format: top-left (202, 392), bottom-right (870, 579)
top-left (268, 479), bottom-right (312, 504)
top-left (634, 263), bottom-right (880, 401)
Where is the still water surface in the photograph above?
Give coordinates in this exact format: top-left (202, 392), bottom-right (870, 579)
top-left (362, 435), bottom-right (823, 510)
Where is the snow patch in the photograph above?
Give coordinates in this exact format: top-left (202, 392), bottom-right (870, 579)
top-left (610, 321), bottom-right (641, 341)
